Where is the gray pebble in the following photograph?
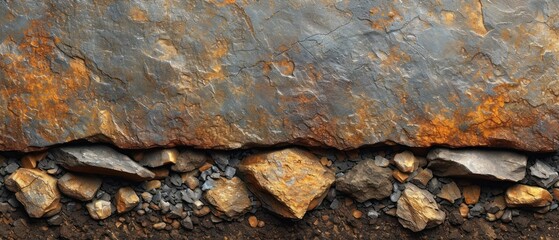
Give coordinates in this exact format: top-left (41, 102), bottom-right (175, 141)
top-left (47, 215), bottom-right (63, 226)
top-left (367, 209), bottom-right (380, 219)
top-left (374, 156), bottom-right (390, 167)
top-left (5, 163), bottom-right (19, 174)
top-left (224, 166), bottom-right (236, 179)
top-left (181, 216), bottom-right (194, 230)
top-left (330, 199), bottom-right (340, 210)
top-left (201, 178), bottom-right (215, 191)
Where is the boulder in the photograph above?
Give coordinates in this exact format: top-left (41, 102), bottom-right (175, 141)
top-left (397, 184), bottom-right (446, 232)
top-left (138, 148), bottom-right (178, 168)
top-left (505, 184), bottom-right (553, 208)
top-left (238, 148), bottom-right (334, 219)
top-left (2, 1), bottom-right (559, 153)
top-left (57, 173), bottom-right (102, 201)
top-left (393, 151), bottom-right (419, 173)
top-left (204, 177), bottom-right (252, 219)
top-left (335, 159), bottom-right (393, 202)
top-left (51, 145), bottom-right (155, 181)
top-left (115, 187), bottom-right (140, 213)
top-left (86, 200), bottom-right (113, 220)
top-left (171, 149), bottom-right (210, 173)
top-left (5, 168), bottom-right (61, 218)
top-left (427, 148), bottom-right (527, 182)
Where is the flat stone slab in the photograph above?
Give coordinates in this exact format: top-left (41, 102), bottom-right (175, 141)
top-left (1, 1), bottom-right (559, 152)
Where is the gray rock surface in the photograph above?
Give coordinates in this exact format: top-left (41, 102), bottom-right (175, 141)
top-left (427, 148), bottom-right (527, 182)
top-left (530, 161), bottom-right (559, 188)
top-left (1, 0), bottom-right (559, 152)
top-left (51, 145), bottom-right (155, 181)
top-left (336, 159), bottom-right (393, 202)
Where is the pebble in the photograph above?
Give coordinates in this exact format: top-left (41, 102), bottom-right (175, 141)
top-left (185, 176), bottom-right (199, 190)
top-left (224, 166), bottom-right (236, 179)
top-left (374, 156), bottom-right (390, 167)
top-left (352, 209), bottom-right (363, 219)
top-left (153, 222), bottom-right (166, 230)
top-left (501, 209), bottom-right (513, 223)
top-left (47, 215), bottom-right (63, 226)
top-left (330, 199), bottom-right (340, 210)
top-left (5, 163), bottom-right (19, 174)
top-left (181, 217), bottom-right (194, 230)
top-left (248, 216), bottom-right (258, 228)
top-left (257, 220), bottom-right (265, 228)
top-left (367, 209), bottom-right (379, 219)
top-left (201, 178), bottom-right (215, 191)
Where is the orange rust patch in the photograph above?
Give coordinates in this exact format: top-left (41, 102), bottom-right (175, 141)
top-left (129, 7), bottom-right (149, 22)
top-left (369, 6), bottom-right (402, 31)
top-left (441, 11), bottom-right (455, 25)
top-left (203, 39), bottom-right (229, 81)
top-left (209, 0), bottom-right (237, 7)
top-left (273, 59), bottom-right (295, 76)
top-left (462, 2), bottom-right (487, 35)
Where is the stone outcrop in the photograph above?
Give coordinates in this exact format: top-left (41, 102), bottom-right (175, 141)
top-left (238, 148), bottom-right (335, 219)
top-left (204, 177), bottom-right (252, 219)
top-left (335, 159), bottom-right (393, 202)
top-left (397, 184), bottom-right (445, 232)
top-left (1, 1), bottom-right (559, 152)
top-left (5, 169), bottom-right (61, 218)
top-left (57, 173), bottom-right (102, 201)
top-left (51, 145), bottom-right (155, 181)
top-left (427, 148), bottom-right (527, 181)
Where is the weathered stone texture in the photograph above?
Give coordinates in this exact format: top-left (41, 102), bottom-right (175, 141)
top-left (1, 1), bottom-right (559, 152)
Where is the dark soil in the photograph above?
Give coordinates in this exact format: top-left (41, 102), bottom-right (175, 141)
top-left (1, 196), bottom-right (557, 240)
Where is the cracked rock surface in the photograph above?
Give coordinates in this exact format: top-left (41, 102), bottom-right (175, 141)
top-left (1, 0), bottom-right (559, 152)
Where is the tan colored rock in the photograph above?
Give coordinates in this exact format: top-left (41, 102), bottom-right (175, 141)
top-left (5, 168), bottom-right (61, 218)
top-left (248, 216), bottom-right (258, 228)
top-left (392, 169), bottom-right (410, 183)
top-left (139, 148), bottom-right (178, 168)
top-left (172, 149), bottom-right (211, 173)
top-left (552, 188), bottom-right (559, 200)
top-left (86, 200), bottom-right (112, 220)
top-left (151, 167), bottom-right (170, 180)
top-left (397, 184), bottom-right (446, 232)
top-left (115, 187), bottom-right (140, 213)
top-left (459, 203), bottom-right (469, 218)
top-left (505, 184), bottom-right (552, 207)
top-left (204, 177), bottom-right (252, 219)
top-left (238, 148), bottom-right (335, 219)
top-left (143, 180), bottom-right (161, 191)
top-left (57, 173), bottom-right (102, 201)
top-left (20, 151), bottom-right (47, 169)
top-left (437, 181), bottom-right (461, 203)
top-left (462, 185), bottom-right (481, 205)
top-left (393, 151), bottom-right (419, 173)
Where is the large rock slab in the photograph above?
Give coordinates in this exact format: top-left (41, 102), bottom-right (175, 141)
top-left (427, 148), bottom-right (527, 181)
top-left (238, 148), bottom-right (335, 219)
top-left (335, 159), bottom-right (393, 202)
top-left (397, 184), bottom-right (445, 232)
top-left (1, 1), bottom-right (559, 152)
top-left (5, 168), bottom-right (61, 218)
top-left (51, 145), bottom-right (155, 181)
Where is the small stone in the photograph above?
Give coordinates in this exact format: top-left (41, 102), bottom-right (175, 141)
top-left (194, 206), bottom-right (211, 217)
top-left (141, 192), bottom-right (153, 202)
top-left (410, 168), bottom-right (433, 187)
top-left (5, 168), bottom-right (61, 218)
top-left (367, 209), bottom-right (379, 219)
top-left (115, 187), bottom-right (140, 213)
top-left (139, 148), bottom-right (178, 168)
top-left (257, 220), bottom-right (265, 228)
top-left (57, 173), bottom-right (102, 201)
top-left (459, 203), bottom-right (469, 218)
top-left (184, 175), bottom-right (199, 190)
top-left (172, 150), bottom-right (210, 173)
top-left (397, 184), bottom-right (445, 232)
top-left (204, 177), bottom-right (252, 219)
top-left (169, 174), bottom-right (182, 187)
top-left (47, 215), bottom-right (63, 226)
top-left (462, 185), bottom-right (481, 205)
top-left (335, 159), bottom-right (393, 202)
top-left (352, 209), bottom-right (363, 219)
top-left (21, 151), bottom-right (47, 169)
top-left (553, 188), bottom-right (559, 200)
top-left (181, 217), bottom-right (194, 230)
top-left (86, 200), bottom-right (112, 220)
top-left (437, 181), bottom-right (461, 203)
top-left (0, 202), bottom-right (15, 213)
top-left (144, 180), bottom-right (161, 191)
top-left (374, 156), bottom-right (390, 167)
top-left (198, 162), bottom-right (213, 172)
top-left (153, 222), bottom-right (166, 230)
top-left (224, 166), bottom-right (236, 179)
top-left (392, 169), bottom-right (410, 183)
top-left (151, 168), bottom-right (170, 180)
top-left (393, 151), bottom-right (419, 173)
top-left (5, 163), bottom-right (19, 174)
top-left (320, 157), bottom-right (329, 166)
top-left (501, 209), bottom-right (513, 223)
top-left (505, 184), bottom-right (552, 207)
top-left (201, 178), bottom-right (215, 191)
top-left (248, 216), bottom-right (258, 228)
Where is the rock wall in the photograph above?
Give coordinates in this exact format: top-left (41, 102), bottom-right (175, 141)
top-left (2, 0), bottom-right (559, 152)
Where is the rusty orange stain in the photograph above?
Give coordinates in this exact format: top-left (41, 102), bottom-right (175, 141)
top-left (129, 7), bottom-right (149, 22)
top-left (369, 6), bottom-right (402, 31)
top-left (463, 2), bottom-right (487, 36)
top-left (273, 59), bottom-right (295, 76)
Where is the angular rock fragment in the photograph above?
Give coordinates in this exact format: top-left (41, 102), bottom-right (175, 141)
top-left (427, 148), bottom-right (527, 181)
top-left (171, 150), bottom-right (210, 173)
top-left (397, 184), bottom-right (446, 232)
top-left (204, 177), bottom-right (252, 219)
top-left (238, 148), bottom-right (334, 219)
top-left (86, 200), bottom-right (113, 220)
top-left (530, 161), bottom-right (559, 188)
top-left (437, 181), bottom-right (461, 203)
top-left (410, 168), bottom-right (433, 187)
top-left (138, 148), bottom-right (178, 168)
top-left (462, 185), bottom-right (481, 205)
top-left (20, 151), bottom-right (47, 169)
top-left (393, 151), bottom-right (419, 173)
top-left (335, 159), bottom-right (393, 202)
top-left (115, 187), bottom-right (140, 213)
top-left (392, 169), bottom-right (410, 183)
top-left (5, 168), bottom-right (62, 218)
top-left (57, 173), bottom-right (102, 201)
top-left (505, 184), bottom-right (552, 208)
top-left (51, 145), bottom-right (155, 181)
